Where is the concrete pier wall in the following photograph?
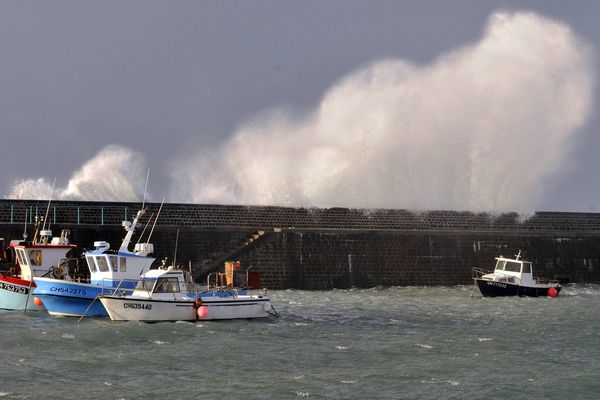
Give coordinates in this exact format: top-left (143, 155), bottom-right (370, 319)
top-left (2, 200), bottom-right (600, 288)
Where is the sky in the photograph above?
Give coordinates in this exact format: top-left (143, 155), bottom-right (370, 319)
top-left (1, 1), bottom-right (599, 213)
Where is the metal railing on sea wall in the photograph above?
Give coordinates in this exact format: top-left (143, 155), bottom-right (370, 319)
top-left (3, 199), bottom-right (600, 233)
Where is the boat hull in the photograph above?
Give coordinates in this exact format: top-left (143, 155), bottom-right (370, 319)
top-left (100, 294), bottom-right (271, 322)
top-left (32, 277), bottom-right (133, 317)
top-left (475, 279), bottom-right (561, 297)
top-left (0, 275), bottom-right (44, 311)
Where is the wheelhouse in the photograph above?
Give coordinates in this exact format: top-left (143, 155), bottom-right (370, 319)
top-left (137, 276), bottom-right (181, 294)
top-left (494, 258), bottom-right (532, 275)
top-left (10, 236), bottom-right (77, 281)
top-left (85, 254), bottom-right (128, 274)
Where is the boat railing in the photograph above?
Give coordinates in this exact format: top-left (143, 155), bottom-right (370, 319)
top-left (472, 267), bottom-right (491, 280)
top-left (206, 271), bottom-right (230, 290)
top-left (103, 276), bottom-right (196, 300)
top-left (534, 277), bottom-right (560, 285)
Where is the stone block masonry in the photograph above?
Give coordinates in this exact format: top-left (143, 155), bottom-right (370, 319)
top-left (2, 200), bottom-right (600, 289)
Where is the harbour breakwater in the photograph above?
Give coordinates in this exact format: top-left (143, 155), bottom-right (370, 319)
top-left (1, 199), bottom-right (600, 289)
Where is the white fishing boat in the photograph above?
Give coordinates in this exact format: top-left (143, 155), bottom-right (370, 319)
top-left (473, 251), bottom-right (561, 297)
top-left (99, 263), bottom-right (273, 322)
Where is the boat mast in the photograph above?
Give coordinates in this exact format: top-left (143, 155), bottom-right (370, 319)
top-left (118, 208), bottom-right (146, 253)
top-left (120, 170), bottom-right (150, 253)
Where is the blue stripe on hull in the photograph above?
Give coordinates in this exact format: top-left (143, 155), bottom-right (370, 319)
top-left (37, 293), bottom-right (108, 317)
top-left (33, 278), bottom-right (135, 317)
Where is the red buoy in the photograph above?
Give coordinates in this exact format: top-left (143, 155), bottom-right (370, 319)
top-left (196, 305), bottom-right (208, 319)
top-left (33, 296), bottom-right (44, 307)
top-left (548, 287), bottom-right (558, 297)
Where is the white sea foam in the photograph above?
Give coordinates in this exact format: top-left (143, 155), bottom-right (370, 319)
top-left (416, 343), bottom-right (433, 349)
top-left (7, 145), bottom-right (147, 202)
top-left (170, 11), bottom-right (594, 212)
top-left (4, 12), bottom-right (594, 212)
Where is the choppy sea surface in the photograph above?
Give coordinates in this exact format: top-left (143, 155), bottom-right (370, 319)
top-left (2, 285), bottom-right (599, 399)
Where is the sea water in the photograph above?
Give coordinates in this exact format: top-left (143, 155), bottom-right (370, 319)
top-left (1, 285), bottom-right (599, 399)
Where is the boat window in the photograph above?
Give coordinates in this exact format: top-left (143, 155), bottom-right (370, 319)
top-left (505, 261), bottom-right (521, 273)
top-left (135, 279), bottom-right (154, 292)
top-left (119, 257), bottom-right (127, 272)
top-left (522, 262), bottom-right (531, 273)
top-left (29, 250), bottom-right (42, 266)
top-left (109, 256), bottom-right (118, 272)
top-left (495, 260), bottom-right (506, 270)
top-left (86, 256), bottom-right (96, 273)
top-left (17, 249), bottom-right (28, 266)
top-left (153, 278), bottom-right (180, 294)
top-left (96, 256), bottom-right (110, 272)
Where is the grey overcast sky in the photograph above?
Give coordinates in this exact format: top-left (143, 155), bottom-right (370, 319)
top-left (1, 1), bottom-right (599, 213)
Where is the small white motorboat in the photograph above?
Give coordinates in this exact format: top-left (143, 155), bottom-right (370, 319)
top-left (473, 251), bottom-right (561, 297)
top-left (99, 265), bottom-right (273, 322)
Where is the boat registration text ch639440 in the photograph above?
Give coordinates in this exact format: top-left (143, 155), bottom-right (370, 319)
top-left (124, 303), bottom-right (152, 310)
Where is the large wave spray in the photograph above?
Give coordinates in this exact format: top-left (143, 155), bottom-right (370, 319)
top-left (9, 145), bottom-right (147, 202)
top-left (170, 11), bottom-right (594, 212)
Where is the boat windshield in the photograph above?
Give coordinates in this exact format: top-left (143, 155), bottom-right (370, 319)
top-left (504, 261), bottom-right (521, 273)
top-left (495, 259), bottom-right (522, 273)
top-left (153, 277), bottom-right (180, 294)
top-left (95, 256), bottom-right (110, 272)
top-left (86, 256), bottom-right (96, 273)
top-left (16, 249), bottom-right (28, 266)
top-left (135, 279), bottom-right (155, 292)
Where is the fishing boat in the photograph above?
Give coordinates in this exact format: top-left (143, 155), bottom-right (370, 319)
top-left (0, 214), bottom-right (80, 311)
top-left (99, 262), bottom-right (273, 322)
top-left (33, 207), bottom-right (158, 317)
top-left (473, 251), bottom-right (561, 297)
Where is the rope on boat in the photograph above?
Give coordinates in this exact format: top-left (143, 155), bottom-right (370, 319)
top-left (77, 294), bottom-right (101, 323)
top-left (268, 304), bottom-right (280, 319)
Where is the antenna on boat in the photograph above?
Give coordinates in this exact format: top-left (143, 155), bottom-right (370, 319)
top-left (136, 212), bottom-right (155, 246)
top-left (141, 168), bottom-right (150, 210)
top-left (41, 177), bottom-right (56, 233)
top-left (173, 228), bottom-right (180, 268)
top-left (23, 208), bottom-right (28, 241)
top-left (146, 198), bottom-right (164, 244)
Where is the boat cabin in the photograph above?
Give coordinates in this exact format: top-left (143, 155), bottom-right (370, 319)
top-left (9, 230), bottom-right (77, 281)
top-left (85, 240), bottom-right (155, 286)
top-left (481, 254), bottom-right (537, 287)
top-left (130, 267), bottom-right (191, 299)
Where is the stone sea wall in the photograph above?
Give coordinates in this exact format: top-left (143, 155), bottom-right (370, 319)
top-left (2, 200), bottom-right (600, 288)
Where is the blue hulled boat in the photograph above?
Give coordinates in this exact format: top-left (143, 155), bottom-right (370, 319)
top-left (33, 208), bottom-right (157, 317)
